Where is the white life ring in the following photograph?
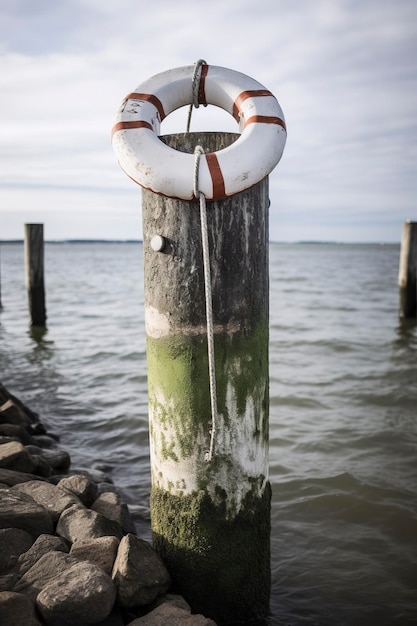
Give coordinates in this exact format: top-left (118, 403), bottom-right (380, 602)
top-left (111, 64), bottom-right (286, 201)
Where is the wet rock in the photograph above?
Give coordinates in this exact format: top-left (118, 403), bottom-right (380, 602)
top-left (30, 454), bottom-right (54, 478)
top-left (0, 383), bottom-right (39, 422)
top-left (0, 399), bottom-right (33, 428)
top-left (57, 473), bottom-right (99, 507)
top-left (0, 489), bottom-right (53, 538)
top-left (0, 591), bottom-right (42, 626)
top-left (12, 480), bottom-right (81, 522)
top-left (14, 550), bottom-right (76, 598)
top-left (70, 536), bottom-right (120, 576)
top-left (36, 561), bottom-right (116, 626)
top-left (0, 468), bottom-right (45, 486)
top-left (15, 534), bottom-right (69, 579)
top-left (92, 491), bottom-right (136, 534)
top-left (0, 441), bottom-right (36, 473)
top-left (0, 528), bottom-right (33, 573)
top-left (0, 423), bottom-right (35, 446)
top-left (57, 503), bottom-right (124, 543)
top-left (128, 600), bottom-right (217, 625)
top-left (112, 533), bottom-right (171, 608)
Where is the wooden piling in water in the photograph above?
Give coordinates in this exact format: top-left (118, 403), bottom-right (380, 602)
top-left (398, 220), bottom-right (417, 318)
top-left (142, 132), bottom-right (271, 624)
top-left (24, 224), bottom-right (46, 327)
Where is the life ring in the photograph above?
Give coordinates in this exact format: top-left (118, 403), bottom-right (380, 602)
top-left (111, 64), bottom-right (286, 201)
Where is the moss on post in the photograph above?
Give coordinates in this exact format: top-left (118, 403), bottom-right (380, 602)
top-left (151, 484), bottom-right (271, 624)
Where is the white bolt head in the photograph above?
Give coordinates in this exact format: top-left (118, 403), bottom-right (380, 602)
top-left (151, 234), bottom-right (165, 252)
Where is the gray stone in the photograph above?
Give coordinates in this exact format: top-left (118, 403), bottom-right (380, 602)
top-left (0, 489), bottom-right (53, 538)
top-left (70, 535), bottom-right (119, 575)
top-left (12, 480), bottom-right (81, 522)
top-left (0, 436), bottom-right (20, 445)
top-left (36, 561), bottom-right (116, 626)
top-left (0, 591), bottom-right (42, 626)
top-left (57, 503), bottom-right (124, 543)
top-left (14, 550), bottom-right (76, 598)
top-left (15, 534), bottom-right (69, 579)
top-left (0, 528), bottom-right (33, 573)
top-left (33, 448), bottom-right (71, 471)
top-left (0, 572), bottom-right (17, 592)
top-left (30, 454), bottom-right (53, 477)
top-left (0, 441), bottom-right (35, 473)
top-left (0, 423), bottom-right (35, 446)
top-left (128, 601), bottom-right (217, 625)
top-left (57, 474), bottom-right (99, 507)
top-left (0, 399), bottom-right (33, 428)
top-left (91, 491), bottom-right (136, 534)
top-left (112, 533), bottom-right (171, 608)
top-left (0, 468), bottom-right (45, 486)
top-left (31, 434), bottom-right (57, 448)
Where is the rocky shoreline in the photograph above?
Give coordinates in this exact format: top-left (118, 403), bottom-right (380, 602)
top-left (0, 382), bottom-right (216, 625)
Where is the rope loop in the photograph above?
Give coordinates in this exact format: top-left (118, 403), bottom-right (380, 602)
top-left (186, 59), bottom-right (207, 133)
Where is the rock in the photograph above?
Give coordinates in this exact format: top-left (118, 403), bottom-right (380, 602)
top-left (57, 474), bottom-right (99, 507)
top-left (14, 550), bottom-right (76, 598)
top-left (36, 561), bottom-right (116, 626)
top-left (0, 489), bottom-right (53, 538)
top-left (70, 536), bottom-right (120, 576)
top-left (0, 399), bottom-right (33, 428)
top-left (0, 424), bottom-right (35, 446)
top-left (91, 491), bottom-right (136, 534)
top-left (30, 454), bottom-right (53, 478)
top-left (0, 441), bottom-right (36, 473)
top-left (0, 468), bottom-right (45, 486)
top-left (128, 601), bottom-right (217, 625)
top-left (31, 434), bottom-right (57, 447)
top-left (15, 534), bottom-right (69, 579)
top-left (56, 503), bottom-right (124, 543)
top-left (12, 480), bottom-right (81, 522)
top-left (42, 449), bottom-right (71, 470)
top-left (0, 528), bottom-right (33, 573)
top-left (0, 383), bottom-right (39, 422)
top-left (97, 607), bottom-right (125, 625)
top-left (72, 466), bottom-right (114, 485)
top-left (0, 591), bottom-right (42, 626)
top-left (112, 533), bottom-right (171, 608)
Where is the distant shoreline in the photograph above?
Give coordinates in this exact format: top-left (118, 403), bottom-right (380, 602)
top-left (0, 239), bottom-right (400, 246)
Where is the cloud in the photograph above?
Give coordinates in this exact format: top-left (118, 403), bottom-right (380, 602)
top-left (1, 0), bottom-right (416, 241)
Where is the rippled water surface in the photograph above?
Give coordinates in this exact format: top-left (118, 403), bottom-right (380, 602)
top-left (1, 242), bottom-right (416, 625)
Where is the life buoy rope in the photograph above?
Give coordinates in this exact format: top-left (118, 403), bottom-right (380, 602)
top-left (112, 64), bottom-right (286, 201)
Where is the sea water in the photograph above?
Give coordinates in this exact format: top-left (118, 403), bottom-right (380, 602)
top-left (1, 241), bottom-right (416, 625)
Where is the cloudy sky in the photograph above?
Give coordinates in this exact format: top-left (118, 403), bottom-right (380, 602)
top-left (1, 0), bottom-right (416, 242)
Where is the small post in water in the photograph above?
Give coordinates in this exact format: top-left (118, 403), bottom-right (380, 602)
top-left (398, 220), bottom-right (417, 318)
top-left (24, 223), bottom-right (47, 326)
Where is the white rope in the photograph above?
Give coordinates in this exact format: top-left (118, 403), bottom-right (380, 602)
top-left (194, 146), bottom-right (217, 462)
top-left (186, 59), bottom-right (207, 133)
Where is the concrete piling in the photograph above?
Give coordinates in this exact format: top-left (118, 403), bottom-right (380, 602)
top-left (142, 132), bottom-right (271, 624)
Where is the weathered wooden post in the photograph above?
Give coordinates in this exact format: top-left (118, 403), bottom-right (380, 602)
top-left (112, 63), bottom-right (286, 624)
top-left (24, 223), bottom-right (47, 326)
top-left (398, 220), bottom-right (417, 318)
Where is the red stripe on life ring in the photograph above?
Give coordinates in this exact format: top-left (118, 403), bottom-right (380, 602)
top-left (205, 153), bottom-right (226, 199)
top-left (111, 120), bottom-right (154, 138)
top-left (124, 92), bottom-right (166, 121)
top-left (244, 115), bottom-right (287, 131)
top-left (198, 64), bottom-right (209, 105)
top-left (232, 89), bottom-right (274, 121)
